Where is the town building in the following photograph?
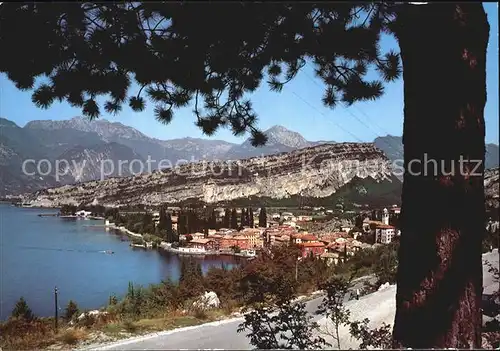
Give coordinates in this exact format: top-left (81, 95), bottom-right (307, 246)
top-left (283, 220), bottom-right (298, 228)
top-left (218, 236), bottom-right (237, 250)
top-left (390, 207), bottom-right (401, 215)
top-left (238, 228), bottom-right (264, 249)
top-left (152, 211), bottom-right (160, 225)
top-left (371, 208), bottom-right (396, 244)
top-left (298, 242), bottom-right (326, 258)
top-left (75, 210), bottom-right (92, 218)
top-left (341, 226), bottom-right (353, 233)
top-left (264, 225), bottom-right (297, 246)
top-left (186, 238), bottom-right (217, 252)
top-left (320, 252), bottom-right (340, 266)
top-left (274, 235), bottom-right (291, 245)
top-left (171, 215), bottom-right (178, 231)
top-left (375, 224), bottom-right (396, 244)
top-left (267, 220), bottom-right (280, 228)
top-left (382, 208), bottom-right (390, 225)
top-left (362, 218), bottom-right (385, 232)
top-left (290, 233), bottom-right (319, 245)
top-left (271, 213), bottom-right (281, 220)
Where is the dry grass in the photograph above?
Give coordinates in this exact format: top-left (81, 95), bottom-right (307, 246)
top-left (191, 306), bottom-right (208, 320)
top-left (97, 312), bottom-right (206, 337)
top-left (134, 315), bottom-right (201, 332)
top-left (122, 319), bottom-right (138, 333)
top-left (0, 319), bottom-right (56, 350)
top-left (57, 327), bottom-right (89, 345)
top-left (221, 299), bottom-right (241, 315)
top-left (0, 306), bottom-right (236, 350)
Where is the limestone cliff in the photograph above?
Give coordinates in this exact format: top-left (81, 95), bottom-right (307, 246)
top-left (20, 143), bottom-right (394, 207)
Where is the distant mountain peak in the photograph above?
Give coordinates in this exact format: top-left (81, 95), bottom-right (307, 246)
top-left (259, 125), bottom-right (309, 149)
top-left (0, 117), bottom-right (19, 128)
top-left (266, 125), bottom-right (291, 132)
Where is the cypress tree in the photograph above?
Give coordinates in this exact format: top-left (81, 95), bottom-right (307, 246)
top-left (178, 211), bottom-right (187, 235)
top-left (259, 207), bottom-right (267, 228)
top-left (165, 212), bottom-right (174, 242)
top-left (187, 210), bottom-right (193, 234)
top-left (249, 207), bottom-right (255, 228)
top-left (157, 205), bottom-right (168, 232)
top-left (240, 208), bottom-right (246, 228)
top-left (230, 208), bottom-right (238, 229)
top-left (223, 208), bottom-right (230, 228)
top-left (210, 209), bottom-right (217, 229)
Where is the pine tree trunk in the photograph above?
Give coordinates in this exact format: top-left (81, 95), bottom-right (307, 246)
top-left (392, 4), bottom-right (489, 348)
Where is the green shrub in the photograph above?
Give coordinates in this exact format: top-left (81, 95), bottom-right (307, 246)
top-left (64, 300), bottom-right (79, 322)
top-left (11, 297), bottom-right (34, 321)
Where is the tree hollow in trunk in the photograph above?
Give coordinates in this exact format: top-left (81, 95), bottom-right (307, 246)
top-left (393, 3), bottom-right (489, 348)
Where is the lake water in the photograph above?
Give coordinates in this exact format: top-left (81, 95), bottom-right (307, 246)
top-left (0, 203), bottom-right (240, 320)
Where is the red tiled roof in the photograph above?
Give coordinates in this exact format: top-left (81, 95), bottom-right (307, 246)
top-left (299, 242), bottom-right (326, 248)
top-left (234, 235), bottom-right (250, 240)
top-left (189, 238), bottom-right (214, 244)
top-left (299, 234), bottom-right (318, 241)
top-left (376, 224), bottom-right (395, 229)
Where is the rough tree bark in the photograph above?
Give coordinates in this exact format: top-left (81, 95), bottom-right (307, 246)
top-left (392, 3), bottom-right (489, 348)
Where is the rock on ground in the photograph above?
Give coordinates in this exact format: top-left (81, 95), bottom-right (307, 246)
top-left (193, 291), bottom-right (220, 309)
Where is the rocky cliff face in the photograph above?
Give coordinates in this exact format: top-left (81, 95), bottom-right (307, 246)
top-left (56, 142), bottom-right (145, 183)
top-left (374, 135), bottom-right (499, 170)
top-left (20, 143), bottom-right (393, 207)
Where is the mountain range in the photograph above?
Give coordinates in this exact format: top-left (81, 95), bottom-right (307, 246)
top-left (1, 116), bottom-right (498, 197)
top-left (19, 143), bottom-right (400, 208)
top-left (373, 135), bottom-right (500, 170)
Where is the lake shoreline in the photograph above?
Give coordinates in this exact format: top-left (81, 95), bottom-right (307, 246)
top-left (104, 223), bottom-right (256, 259)
top-left (1, 204), bottom-right (241, 320)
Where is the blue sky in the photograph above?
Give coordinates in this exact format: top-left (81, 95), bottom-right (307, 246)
top-left (0, 3), bottom-right (498, 144)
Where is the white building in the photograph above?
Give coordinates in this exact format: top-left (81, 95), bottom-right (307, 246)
top-left (152, 211), bottom-right (160, 225)
top-left (76, 210), bottom-right (92, 218)
top-left (382, 208), bottom-right (390, 225)
top-left (271, 213), bottom-right (281, 220)
top-left (283, 221), bottom-right (299, 229)
top-left (341, 226), bottom-right (353, 233)
top-left (281, 212), bottom-right (295, 221)
top-left (391, 207), bottom-right (401, 215)
top-left (375, 224), bottom-right (396, 244)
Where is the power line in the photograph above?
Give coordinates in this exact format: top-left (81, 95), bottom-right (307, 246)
top-left (287, 88), bottom-right (365, 143)
top-left (301, 67), bottom-right (402, 155)
top-left (302, 68), bottom-right (387, 139)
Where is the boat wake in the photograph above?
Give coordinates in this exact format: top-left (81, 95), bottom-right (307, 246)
top-left (1, 245), bottom-right (115, 254)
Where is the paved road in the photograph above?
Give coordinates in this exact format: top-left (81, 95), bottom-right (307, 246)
top-left (87, 294), bottom-right (326, 351)
top-left (86, 250), bottom-right (498, 350)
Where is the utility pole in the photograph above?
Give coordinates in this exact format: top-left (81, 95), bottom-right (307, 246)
top-left (54, 286), bottom-right (58, 332)
top-left (295, 259), bottom-right (298, 281)
top-left (295, 257), bottom-right (301, 281)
